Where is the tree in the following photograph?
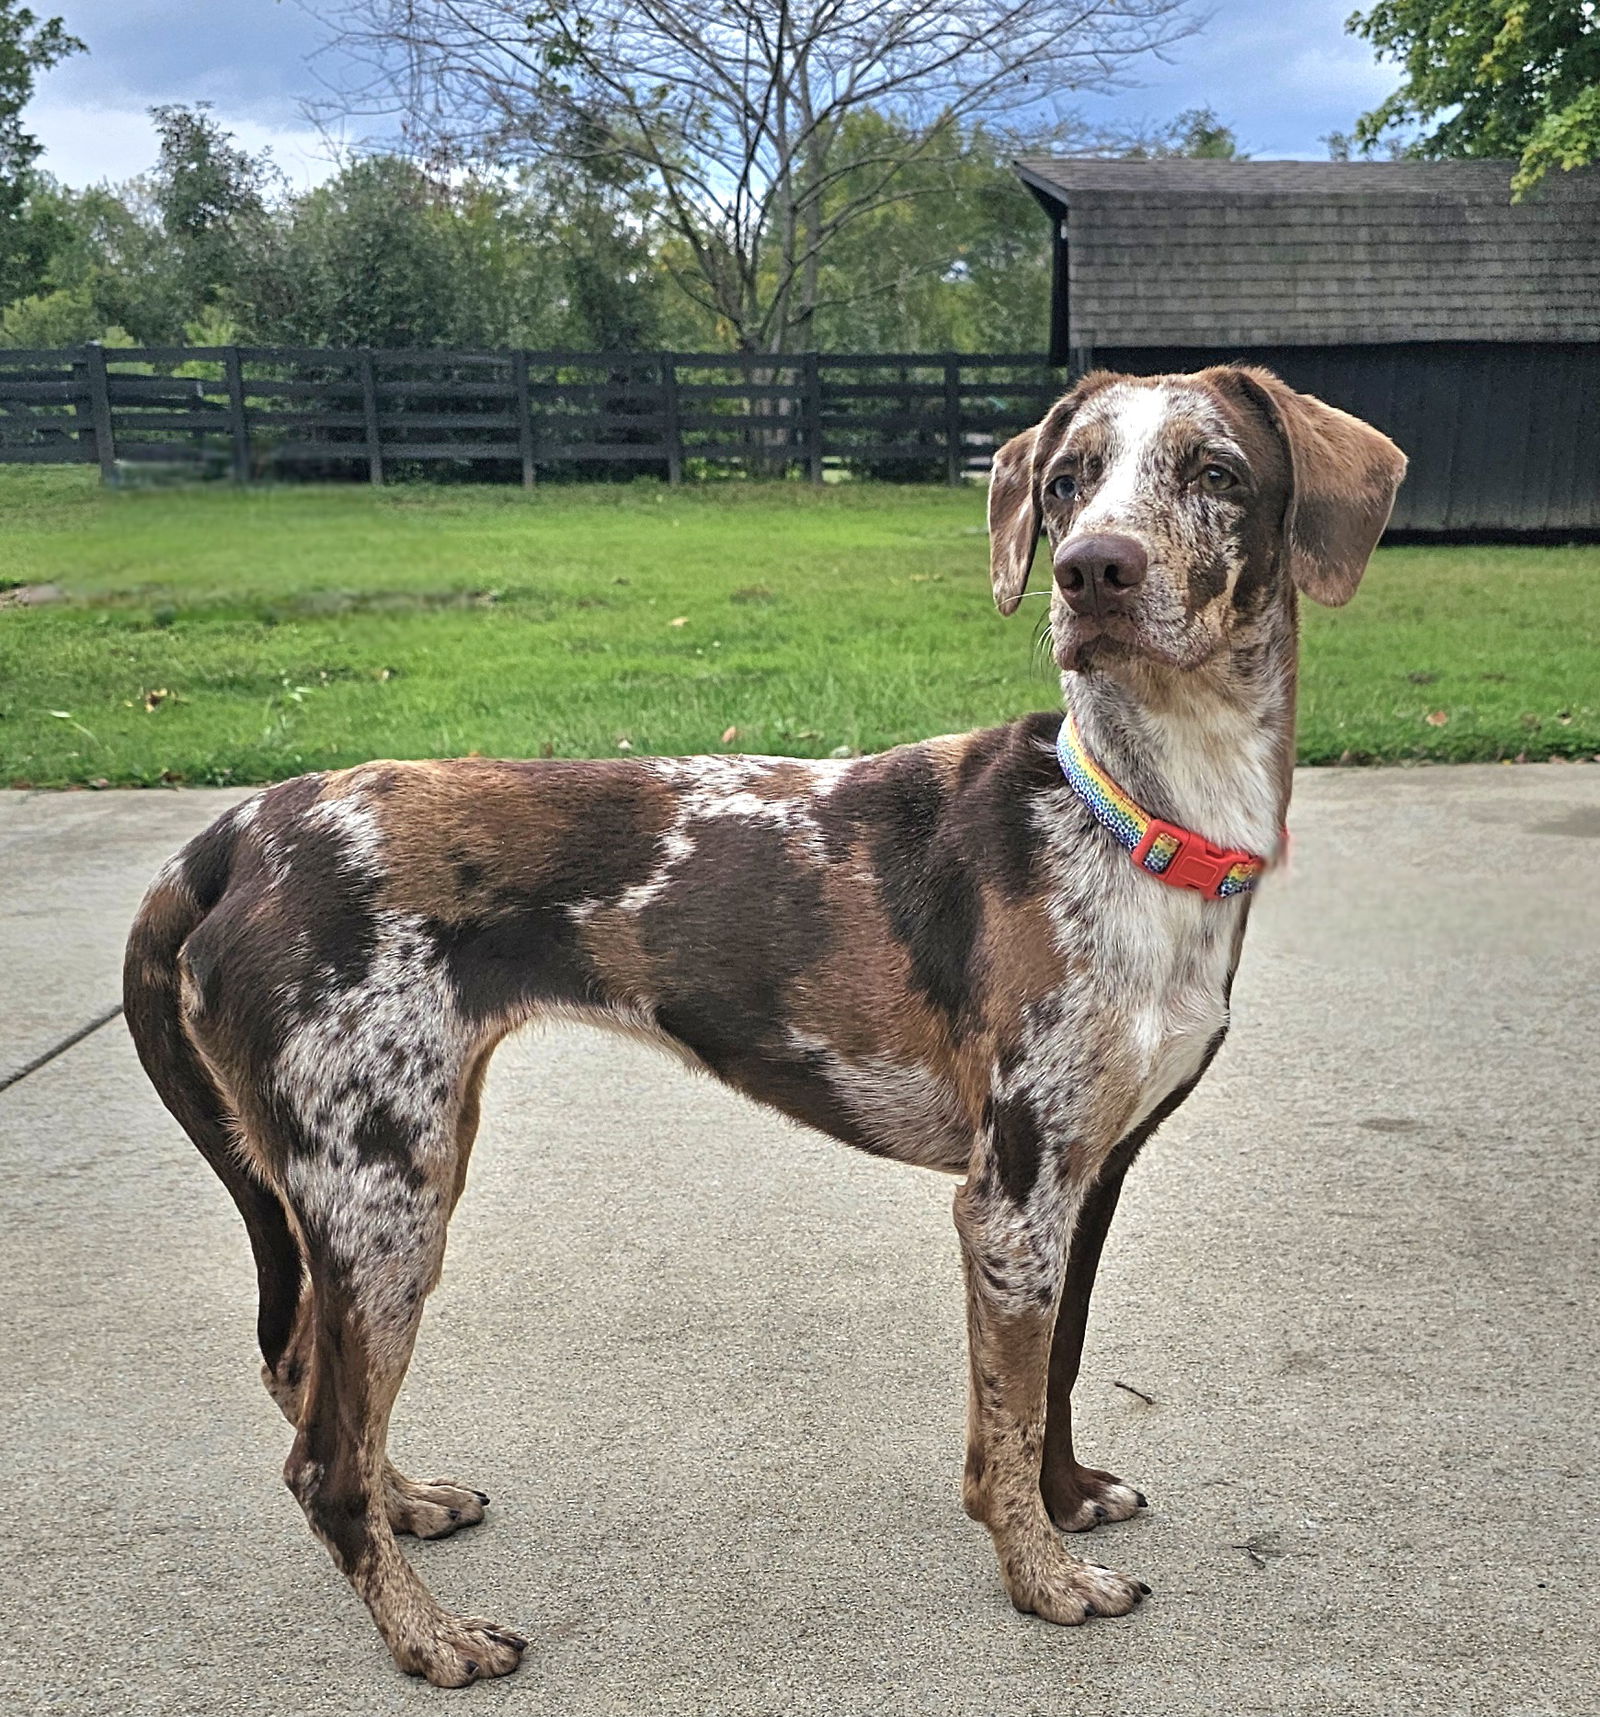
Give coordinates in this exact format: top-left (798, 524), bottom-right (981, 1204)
top-left (149, 104), bottom-right (277, 315)
top-left (1347, 1), bottom-right (1600, 193)
top-left (1133, 105), bottom-right (1244, 159)
top-left (0, 2), bottom-right (83, 304)
top-left (227, 154), bottom-right (662, 351)
top-left (321, 0), bottom-right (1194, 353)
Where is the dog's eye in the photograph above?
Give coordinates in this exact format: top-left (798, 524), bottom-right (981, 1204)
top-left (1049, 475), bottom-right (1077, 502)
top-left (1196, 464), bottom-right (1237, 494)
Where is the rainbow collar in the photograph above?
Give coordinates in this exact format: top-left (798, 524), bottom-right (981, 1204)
top-left (1055, 711), bottom-right (1273, 899)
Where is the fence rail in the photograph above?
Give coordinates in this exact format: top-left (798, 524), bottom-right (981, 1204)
top-left (0, 345), bottom-right (1064, 485)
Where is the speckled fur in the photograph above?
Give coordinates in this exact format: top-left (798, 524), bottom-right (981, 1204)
top-left (123, 367), bottom-right (1405, 1684)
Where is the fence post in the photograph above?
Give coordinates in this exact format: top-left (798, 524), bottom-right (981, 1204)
top-left (943, 354), bottom-right (963, 487)
top-left (661, 352), bottom-right (682, 485)
top-left (84, 341), bottom-right (116, 485)
top-left (223, 346), bottom-right (251, 481)
top-left (513, 349), bottom-right (536, 489)
top-left (802, 351), bottom-right (823, 483)
top-left (359, 350), bottom-right (383, 486)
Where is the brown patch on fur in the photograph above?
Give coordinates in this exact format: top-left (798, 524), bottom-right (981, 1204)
top-left (366, 760), bottom-right (675, 926)
top-left (975, 887), bottom-right (1069, 1041)
top-left (577, 909), bottom-right (661, 1005)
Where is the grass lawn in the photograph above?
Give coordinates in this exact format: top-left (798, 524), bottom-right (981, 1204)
top-left (2, 466), bottom-right (1597, 788)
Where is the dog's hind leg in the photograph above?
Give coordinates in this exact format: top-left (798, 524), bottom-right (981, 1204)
top-left (263, 1273), bottom-right (491, 1543)
top-left (259, 1047), bottom-right (498, 1546)
top-left (954, 1120), bottom-right (1147, 1627)
top-left (274, 1073), bottom-right (525, 1687)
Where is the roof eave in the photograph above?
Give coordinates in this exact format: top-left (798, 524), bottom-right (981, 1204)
top-left (1014, 160), bottom-right (1071, 217)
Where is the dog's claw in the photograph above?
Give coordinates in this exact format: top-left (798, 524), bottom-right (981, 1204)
top-left (1133, 1490), bottom-right (1148, 1509)
top-left (1138, 1582), bottom-right (1152, 1595)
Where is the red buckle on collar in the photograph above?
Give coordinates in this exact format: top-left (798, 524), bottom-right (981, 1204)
top-left (1130, 818), bottom-right (1257, 899)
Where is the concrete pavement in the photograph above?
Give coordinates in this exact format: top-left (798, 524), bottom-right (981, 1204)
top-left (2, 768), bottom-right (1597, 1717)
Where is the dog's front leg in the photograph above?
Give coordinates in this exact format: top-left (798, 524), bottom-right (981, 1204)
top-left (954, 1147), bottom-right (1148, 1626)
top-left (1039, 1165), bottom-right (1148, 1532)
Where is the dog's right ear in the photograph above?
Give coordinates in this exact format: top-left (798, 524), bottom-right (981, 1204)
top-left (988, 426), bottom-right (1042, 616)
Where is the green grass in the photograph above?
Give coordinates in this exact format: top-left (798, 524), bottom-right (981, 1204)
top-left (2, 466), bottom-right (1596, 787)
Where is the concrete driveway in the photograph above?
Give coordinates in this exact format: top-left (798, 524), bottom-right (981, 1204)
top-left (2, 768), bottom-right (1597, 1717)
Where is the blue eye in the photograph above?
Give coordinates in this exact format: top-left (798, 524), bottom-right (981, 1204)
top-left (1050, 475), bottom-right (1077, 501)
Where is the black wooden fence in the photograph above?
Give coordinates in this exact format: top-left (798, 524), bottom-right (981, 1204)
top-left (0, 345), bottom-right (1063, 485)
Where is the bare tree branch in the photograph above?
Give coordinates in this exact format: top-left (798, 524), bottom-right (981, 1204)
top-left (313, 0), bottom-right (1197, 351)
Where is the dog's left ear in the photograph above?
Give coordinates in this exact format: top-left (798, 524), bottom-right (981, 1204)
top-left (1227, 367), bottom-right (1408, 607)
top-left (987, 425), bottom-right (1041, 616)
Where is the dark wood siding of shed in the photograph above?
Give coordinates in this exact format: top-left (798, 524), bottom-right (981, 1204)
top-left (1085, 342), bottom-right (1600, 534)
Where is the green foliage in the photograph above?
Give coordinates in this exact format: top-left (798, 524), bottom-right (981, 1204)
top-left (0, 1), bottom-right (82, 302)
top-left (1348, 1), bottom-right (1600, 192)
top-left (1125, 106), bottom-right (1247, 160)
top-left (0, 278), bottom-right (130, 343)
top-left (803, 117), bottom-right (1051, 353)
top-left (148, 103), bottom-right (274, 318)
top-left (0, 75), bottom-right (1250, 358)
top-left (228, 153), bottom-right (665, 350)
top-left (2, 468), bottom-right (1596, 785)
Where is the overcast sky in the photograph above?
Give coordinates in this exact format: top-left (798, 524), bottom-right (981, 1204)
top-left (25, 0), bottom-right (1401, 190)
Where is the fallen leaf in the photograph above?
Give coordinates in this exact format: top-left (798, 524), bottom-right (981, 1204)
top-left (88, 777), bottom-right (110, 790)
top-left (720, 725), bottom-right (739, 745)
top-left (668, 615), bottom-right (688, 627)
top-left (143, 688), bottom-right (172, 712)
top-left (539, 742), bottom-right (555, 758)
top-left (1425, 710), bottom-right (1448, 727)
top-left (616, 737), bottom-right (634, 751)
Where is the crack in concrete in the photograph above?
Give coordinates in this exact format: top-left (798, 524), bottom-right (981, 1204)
top-left (0, 1004), bottom-right (124, 1094)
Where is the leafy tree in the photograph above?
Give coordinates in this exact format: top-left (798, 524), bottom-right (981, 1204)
top-left (1139, 105), bottom-right (1246, 159)
top-left (802, 115), bottom-right (1052, 352)
top-left (0, 2), bottom-right (82, 304)
top-left (149, 103), bottom-right (277, 315)
top-left (228, 154), bottom-right (662, 351)
top-left (1348, 1), bottom-right (1600, 192)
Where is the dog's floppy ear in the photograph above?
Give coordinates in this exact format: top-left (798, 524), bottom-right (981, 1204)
top-left (1228, 367), bottom-right (1407, 607)
top-left (987, 425), bottom-right (1042, 616)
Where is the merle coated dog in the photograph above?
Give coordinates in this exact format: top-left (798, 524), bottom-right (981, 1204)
top-left (125, 366), bottom-right (1405, 1685)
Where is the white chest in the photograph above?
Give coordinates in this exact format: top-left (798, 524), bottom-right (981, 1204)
top-left (1098, 879), bottom-right (1238, 1132)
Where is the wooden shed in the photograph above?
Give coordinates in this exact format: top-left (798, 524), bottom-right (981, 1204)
top-left (1014, 159), bottom-right (1600, 536)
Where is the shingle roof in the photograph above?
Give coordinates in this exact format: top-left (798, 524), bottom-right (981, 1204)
top-left (1015, 158), bottom-right (1600, 348)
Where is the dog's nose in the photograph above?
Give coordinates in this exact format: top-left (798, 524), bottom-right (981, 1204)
top-left (1054, 534), bottom-right (1148, 616)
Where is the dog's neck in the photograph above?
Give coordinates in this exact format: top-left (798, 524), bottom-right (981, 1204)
top-left (1060, 616), bottom-right (1297, 861)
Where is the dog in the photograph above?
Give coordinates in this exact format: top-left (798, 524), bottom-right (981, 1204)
top-left (124, 366), bottom-right (1405, 1686)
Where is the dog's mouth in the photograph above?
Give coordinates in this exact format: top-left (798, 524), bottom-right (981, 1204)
top-left (1053, 611), bottom-right (1221, 675)
top-left (1052, 614), bottom-right (1137, 673)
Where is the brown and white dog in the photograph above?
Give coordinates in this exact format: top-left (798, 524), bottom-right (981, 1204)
top-left (124, 367), bottom-right (1405, 1686)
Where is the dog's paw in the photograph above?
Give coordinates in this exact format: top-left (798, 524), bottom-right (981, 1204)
top-left (1042, 1463), bottom-right (1147, 1534)
top-left (386, 1473), bottom-right (491, 1540)
top-left (392, 1615), bottom-right (528, 1686)
top-left (1003, 1545), bottom-right (1149, 1627)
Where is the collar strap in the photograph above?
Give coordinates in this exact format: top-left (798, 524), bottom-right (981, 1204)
top-left (1056, 712), bottom-right (1274, 899)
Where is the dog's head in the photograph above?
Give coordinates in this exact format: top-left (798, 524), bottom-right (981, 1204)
top-left (988, 367), bottom-right (1407, 676)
